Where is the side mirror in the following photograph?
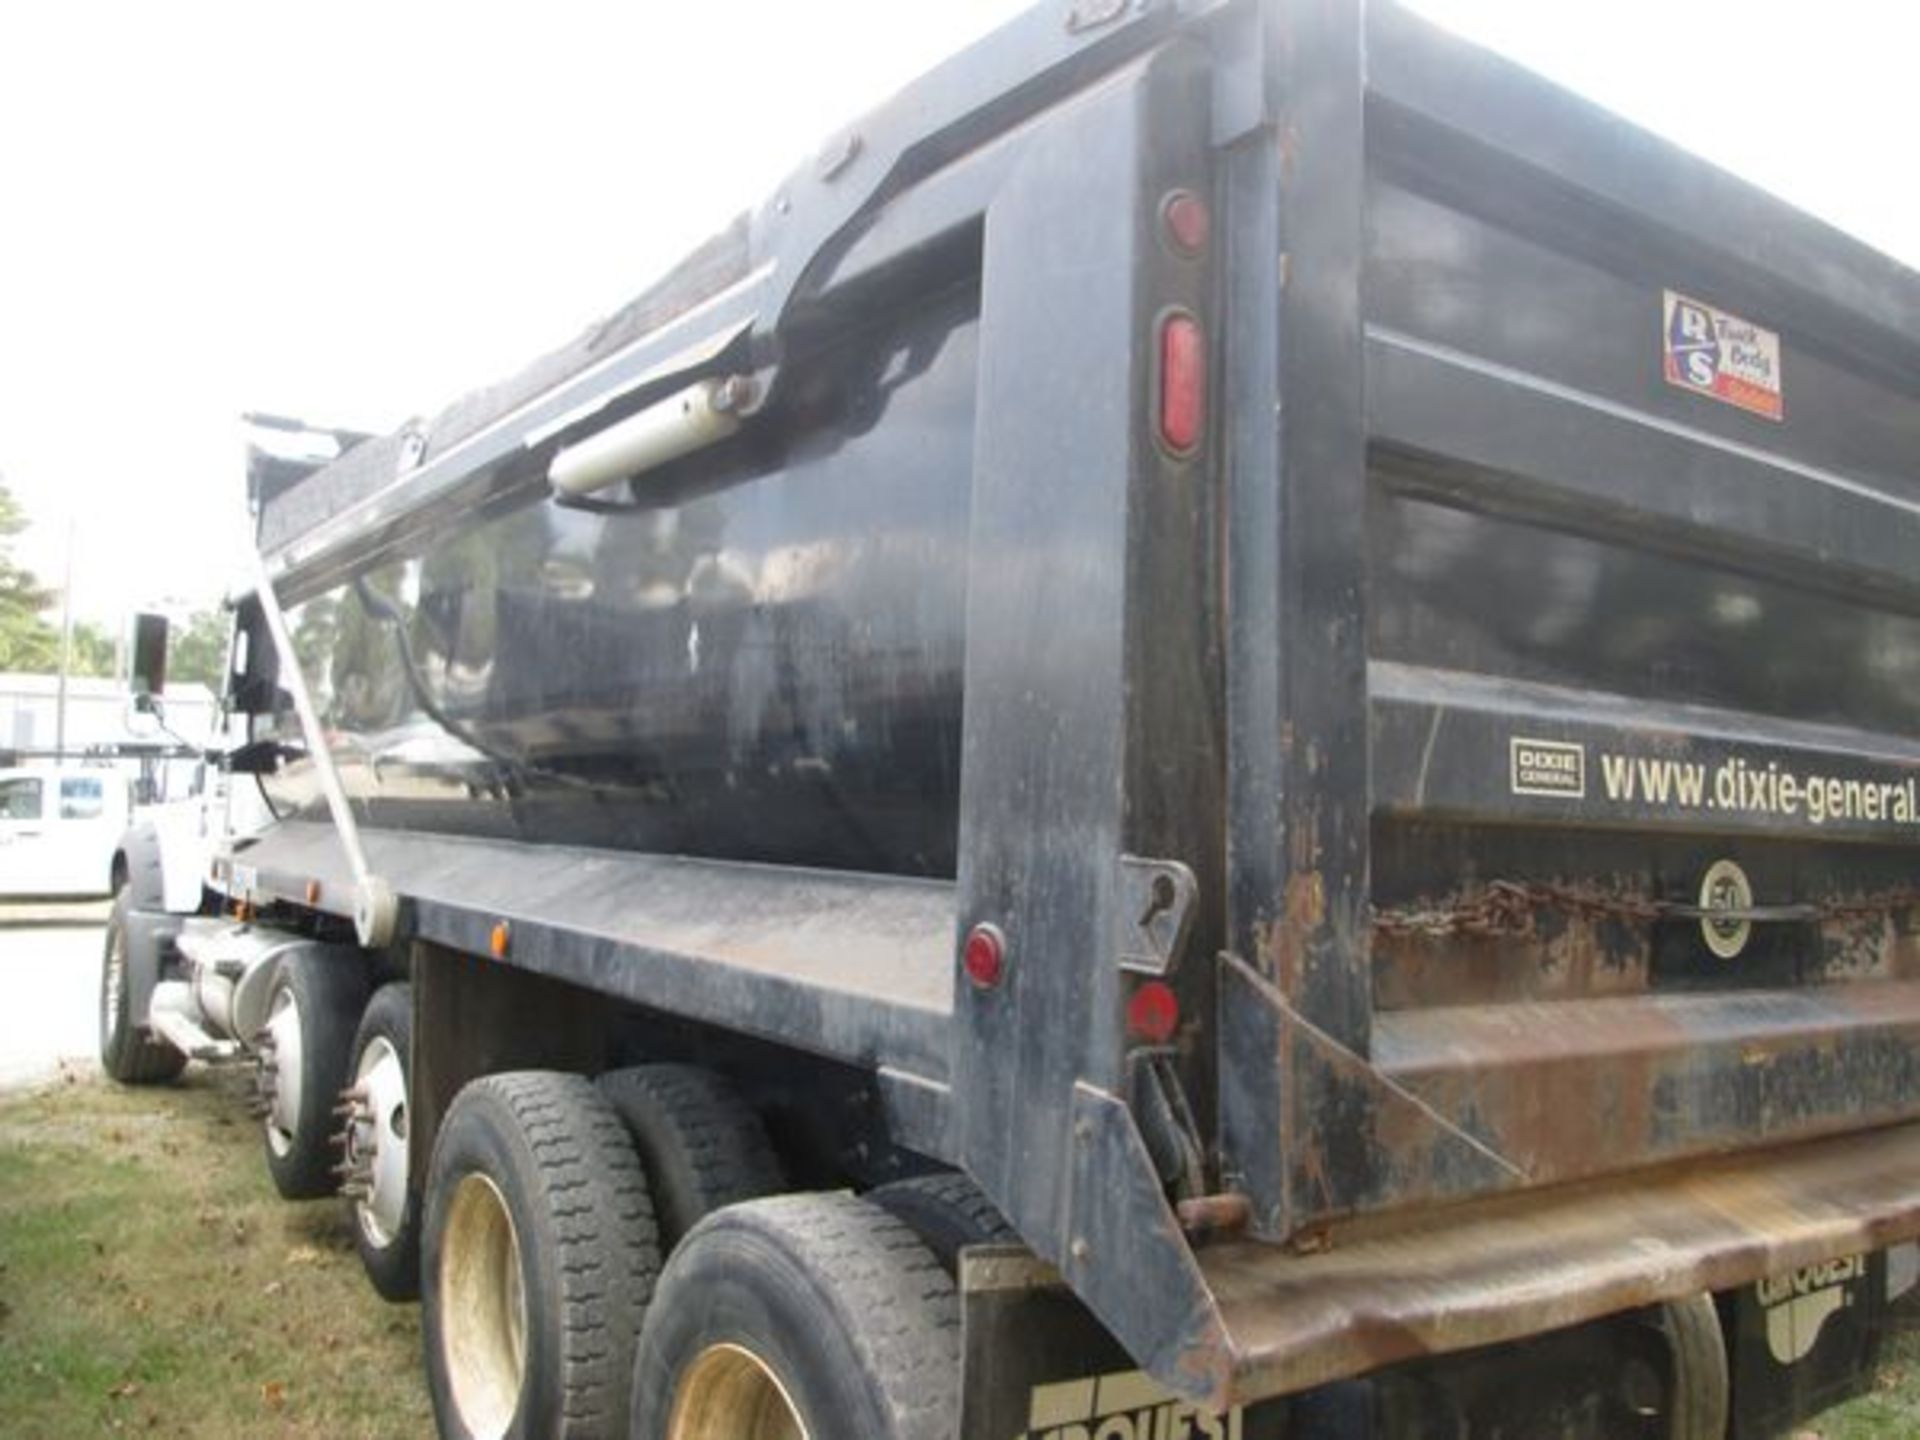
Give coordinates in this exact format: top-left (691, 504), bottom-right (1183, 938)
top-left (131, 612), bottom-right (169, 700)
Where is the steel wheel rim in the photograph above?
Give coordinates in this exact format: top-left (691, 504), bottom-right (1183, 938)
top-left (262, 985), bottom-right (303, 1159)
top-left (440, 1172), bottom-right (527, 1440)
top-left (667, 1342), bottom-right (810, 1440)
top-left (350, 1036), bottom-right (409, 1248)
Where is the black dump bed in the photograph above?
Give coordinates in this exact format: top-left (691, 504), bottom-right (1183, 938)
top-left (239, 0), bottom-right (1920, 1409)
top-left (1295, 0), bottom-right (1920, 1227)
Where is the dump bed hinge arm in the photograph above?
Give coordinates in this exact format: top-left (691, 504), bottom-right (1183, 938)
top-left (247, 547), bottom-right (397, 946)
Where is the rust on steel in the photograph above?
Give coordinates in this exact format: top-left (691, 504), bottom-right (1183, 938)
top-left (1192, 1117), bottom-right (1920, 1410)
top-left (1177, 1192), bottom-right (1255, 1239)
top-left (1376, 980), bottom-right (1920, 1188)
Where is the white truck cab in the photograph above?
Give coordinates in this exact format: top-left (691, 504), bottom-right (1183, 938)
top-left (0, 764), bottom-right (132, 898)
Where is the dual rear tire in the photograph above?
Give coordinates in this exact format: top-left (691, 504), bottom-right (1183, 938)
top-left (259, 951), bottom-right (367, 1200)
top-left (420, 1063), bottom-right (801, 1439)
top-left (632, 1193), bottom-right (961, 1440)
top-left (424, 1072), bottom-right (661, 1439)
top-left (249, 960), bottom-right (426, 1303)
top-left (346, 982), bottom-right (422, 1301)
top-left (595, 1065), bottom-right (786, 1247)
top-left (420, 1066), bottom-right (972, 1440)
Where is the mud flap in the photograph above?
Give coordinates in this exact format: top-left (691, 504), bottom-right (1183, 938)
top-left (123, 907), bottom-right (183, 1030)
top-left (958, 1247), bottom-right (1294, 1440)
top-left (1728, 1246), bottom-right (1908, 1437)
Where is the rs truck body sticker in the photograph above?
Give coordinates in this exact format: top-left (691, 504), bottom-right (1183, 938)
top-left (1663, 290), bottom-right (1783, 420)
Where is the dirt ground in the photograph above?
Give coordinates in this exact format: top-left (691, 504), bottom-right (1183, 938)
top-left (0, 1066), bottom-right (432, 1438)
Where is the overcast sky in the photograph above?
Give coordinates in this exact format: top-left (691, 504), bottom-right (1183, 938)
top-left (1, 0), bottom-right (1914, 628)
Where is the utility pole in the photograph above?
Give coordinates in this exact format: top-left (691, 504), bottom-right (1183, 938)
top-left (54, 516), bottom-right (74, 760)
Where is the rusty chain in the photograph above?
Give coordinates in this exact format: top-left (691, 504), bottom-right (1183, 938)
top-left (1372, 880), bottom-right (1920, 940)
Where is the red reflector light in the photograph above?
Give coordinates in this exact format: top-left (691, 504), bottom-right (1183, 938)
top-left (1159, 312), bottom-right (1204, 454)
top-left (1161, 190), bottom-right (1210, 256)
top-left (963, 923), bottom-right (1007, 989)
top-left (1127, 980), bottom-right (1180, 1045)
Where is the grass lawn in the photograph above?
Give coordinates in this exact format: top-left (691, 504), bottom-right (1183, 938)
top-left (1810, 1325), bottom-right (1920, 1438)
top-left (2, 1065), bottom-right (1916, 1437)
top-left (0, 1066), bottom-right (432, 1438)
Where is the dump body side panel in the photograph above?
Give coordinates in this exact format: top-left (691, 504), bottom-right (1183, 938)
top-left (1218, 0), bottom-right (1920, 1241)
top-left (263, 290), bottom-right (978, 877)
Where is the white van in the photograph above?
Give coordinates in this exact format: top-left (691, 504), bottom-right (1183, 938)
top-left (0, 765), bottom-right (133, 899)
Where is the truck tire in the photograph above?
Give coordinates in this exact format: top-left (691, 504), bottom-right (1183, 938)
top-left (629, 1193), bottom-right (960, 1440)
top-left (98, 886), bottom-right (186, 1085)
top-left (1658, 1293), bottom-right (1730, 1440)
top-left (424, 1071), bottom-right (661, 1440)
top-left (867, 1170), bottom-right (1016, 1274)
top-left (344, 982), bottom-right (420, 1302)
top-left (259, 950), bottom-right (368, 1200)
top-left (596, 1065), bottom-right (786, 1246)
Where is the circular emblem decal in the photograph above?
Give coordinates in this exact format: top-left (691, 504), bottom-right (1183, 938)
top-left (1699, 859), bottom-right (1753, 959)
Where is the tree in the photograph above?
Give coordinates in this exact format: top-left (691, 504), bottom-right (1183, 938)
top-left (0, 481), bottom-right (229, 686)
top-left (66, 620), bottom-right (118, 678)
top-left (169, 609), bottom-right (231, 689)
top-left (0, 479), bottom-right (59, 672)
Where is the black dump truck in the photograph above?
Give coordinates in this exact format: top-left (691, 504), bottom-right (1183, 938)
top-left (101, 1), bottom-right (1920, 1435)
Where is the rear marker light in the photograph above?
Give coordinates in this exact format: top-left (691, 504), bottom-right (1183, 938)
top-left (963, 923), bottom-right (1007, 990)
top-left (490, 921), bottom-right (511, 960)
top-left (1127, 980), bottom-right (1180, 1045)
top-left (1158, 312), bottom-right (1205, 454)
top-left (1161, 190), bottom-right (1210, 256)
